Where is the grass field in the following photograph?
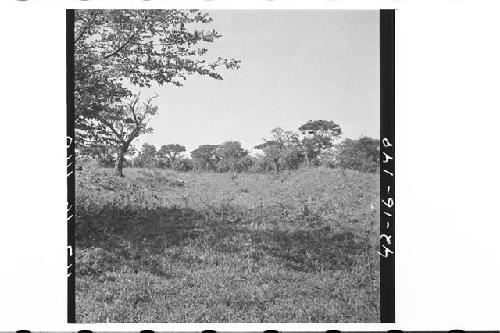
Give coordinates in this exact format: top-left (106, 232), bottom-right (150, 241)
top-left (75, 166), bottom-right (380, 322)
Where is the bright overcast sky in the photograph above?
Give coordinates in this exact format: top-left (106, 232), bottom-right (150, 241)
top-left (134, 10), bottom-right (379, 154)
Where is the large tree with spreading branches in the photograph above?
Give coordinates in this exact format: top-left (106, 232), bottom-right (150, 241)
top-left (255, 128), bottom-right (299, 172)
top-left (74, 9), bottom-right (240, 175)
top-left (91, 93), bottom-right (159, 176)
top-left (191, 145), bottom-right (221, 171)
top-left (298, 120), bottom-right (342, 163)
top-left (216, 141), bottom-right (249, 172)
top-left (157, 144), bottom-right (187, 166)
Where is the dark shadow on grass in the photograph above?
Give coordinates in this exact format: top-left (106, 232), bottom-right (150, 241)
top-left (76, 205), bottom-right (244, 277)
top-left (77, 206), bottom-right (203, 276)
top-left (76, 204), bottom-right (371, 278)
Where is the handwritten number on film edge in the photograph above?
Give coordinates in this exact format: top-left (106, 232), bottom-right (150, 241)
top-left (379, 137), bottom-right (394, 258)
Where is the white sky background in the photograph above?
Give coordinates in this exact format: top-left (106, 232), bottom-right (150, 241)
top-left (134, 10), bottom-right (379, 154)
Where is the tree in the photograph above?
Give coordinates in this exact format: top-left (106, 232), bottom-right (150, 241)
top-left (75, 10), bottom-right (240, 90)
top-left (336, 137), bottom-right (380, 173)
top-left (252, 153), bottom-right (275, 172)
top-left (135, 143), bottom-right (158, 169)
top-left (280, 145), bottom-right (303, 170)
top-left (298, 120), bottom-right (342, 163)
top-left (77, 143), bottom-right (116, 167)
top-left (74, 10), bottom-right (240, 169)
top-left (216, 141), bottom-right (248, 172)
top-left (79, 93), bottom-right (158, 177)
top-left (254, 128), bottom-right (299, 172)
top-left (190, 145), bottom-right (221, 171)
top-left (140, 143), bottom-right (157, 160)
top-left (254, 144), bottom-right (281, 172)
top-left (157, 144), bottom-right (186, 166)
top-left (78, 93), bottom-right (158, 177)
top-left (171, 158), bottom-right (194, 172)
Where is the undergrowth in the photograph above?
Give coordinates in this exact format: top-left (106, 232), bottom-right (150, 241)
top-left (75, 167), bottom-right (380, 322)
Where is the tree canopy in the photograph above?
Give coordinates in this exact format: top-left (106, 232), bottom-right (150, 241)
top-left (298, 120), bottom-right (342, 162)
top-left (336, 137), bottom-right (380, 173)
top-left (254, 128), bottom-right (300, 172)
top-left (190, 144), bottom-right (221, 171)
top-left (75, 10), bottom-right (240, 89)
top-left (158, 144), bottom-right (187, 161)
top-left (140, 143), bottom-right (158, 160)
top-left (74, 9), bottom-right (240, 176)
top-left (75, 9), bottom-right (241, 135)
top-left (216, 141), bottom-right (249, 172)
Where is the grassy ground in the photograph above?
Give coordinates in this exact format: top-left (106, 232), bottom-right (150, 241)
top-left (75, 166), bottom-right (380, 322)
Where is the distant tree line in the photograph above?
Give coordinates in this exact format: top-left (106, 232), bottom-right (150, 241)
top-left (78, 119), bottom-right (380, 174)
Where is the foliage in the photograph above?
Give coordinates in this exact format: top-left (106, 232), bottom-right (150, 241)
top-left (77, 144), bottom-right (116, 168)
top-left (133, 143), bottom-right (158, 168)
top-left (75, 9), bottom-right (241, 90)
top-left (336, 137), bottom-right (380, 173)
top-left (280, 145), bottom-right (304, 170)
top-left (190, 144), bottom-right (221, 171)
top-left (133, 143), bottom-right (190, 170)
top-left (75, 80), bottom-right (159, 177)
top-left (74, 9), bottom-right (240, 172)
top-left (255, 127), bottom-right (300, 172)
top-left (239, 155), bottom-right (256, 172)
top-left (317, 148), bottom-right (338, 169)
top-left (171, 157), bottom-right (194, 172)
top-left (76, 167), bottom-right (379, 322)
top-left (157, 144), bottom-right (187, 164)
top-left (215, 141), bottom-right (249, 172)
top-left (140, 143), bottom-right (158, 160)
top-left (77, 143), bottom-right (137, 168)
top-left (251, 153), bottom-right (276, 173)
top-left (299, 120), bottom-right (342, 163)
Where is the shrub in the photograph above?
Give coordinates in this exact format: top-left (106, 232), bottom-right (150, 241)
top-left (336, 137), bottom-right (379, 173)
top-left (280, 146), bottom-right (303, 170)
top-left (76, 154), bottom-right (100, 171)
top-left (171, 158), bottom-right (194, 172)
top-left (251, 154), bottom-right (275, 173)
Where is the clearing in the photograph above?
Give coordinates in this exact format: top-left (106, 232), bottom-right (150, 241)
top-left (76, 167), bottom-right (380, 322)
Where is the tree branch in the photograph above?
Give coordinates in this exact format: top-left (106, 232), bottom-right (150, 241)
top-left (128, 94), bottom-right (141, 125)
top-left (96, 115), bottom-right (124, 143)
top-left (102, 14), bottom-right (150, 60)
top-left (74, 11), bottom-right (99, 44)
top-left (76, 15), bottom-right (150, 79)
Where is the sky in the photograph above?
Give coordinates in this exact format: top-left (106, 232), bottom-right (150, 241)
top-left (134, 10), bottom-right (379, 155)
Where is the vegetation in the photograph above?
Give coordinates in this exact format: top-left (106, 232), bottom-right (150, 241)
top-left (73, 10), bottom-right (381, 323)
top-left (299, 120), bottom-right (342, 163)
top-left (74, 9), bottom-right (240, 177)
top-left (78, 122), bottom-right (380, 175)
top-left (73, 10), bottom-right (378, 177)
top-left (76, 166), bottom-right (379, 322)
top-left (335, 137), bottom-right (380, 173)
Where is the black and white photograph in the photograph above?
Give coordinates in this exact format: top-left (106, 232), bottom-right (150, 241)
top-left (70, 9), bottom-right (388, 323)
top-left (4, 0), bottom-right (500, 331)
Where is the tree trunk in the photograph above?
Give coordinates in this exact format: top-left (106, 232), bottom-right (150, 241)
top-left (274, 159), bottom-right (280, 173)
top-left (114, 145), bottom-right (126, 177)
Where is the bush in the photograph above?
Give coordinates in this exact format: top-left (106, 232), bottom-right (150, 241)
top-left (280, 146), bottom-right (303, 170)
top-left (156, 158), bottom-right (170, 169)
top-left (318, 149), bottom-right (338, 169)
top-left (335, 137), bottom-right (379, 173)
top-left (76, 154), bottom-right (100, 171)
top-left (251, 154), bottom-right (275, 173)
top-left (171, 158), bottom-right (194, 172)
